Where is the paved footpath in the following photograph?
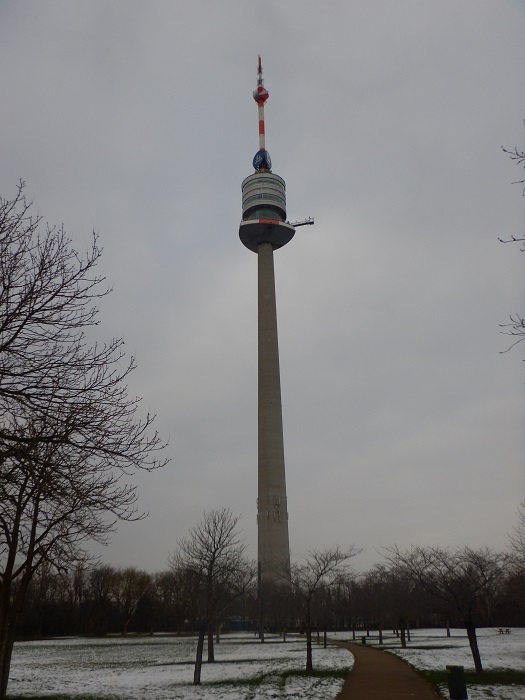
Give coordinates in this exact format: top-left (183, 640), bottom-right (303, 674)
top-left (333, 641), bottom-right (441, 699)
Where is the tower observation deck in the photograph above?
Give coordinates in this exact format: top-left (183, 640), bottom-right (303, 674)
top-left (239, 57), bottom-right (293, 590)
top-left (239, 172), bottom-right (295, 252)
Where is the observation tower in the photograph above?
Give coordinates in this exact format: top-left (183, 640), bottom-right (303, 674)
top-left (239, 58), bottom-right (294, 586)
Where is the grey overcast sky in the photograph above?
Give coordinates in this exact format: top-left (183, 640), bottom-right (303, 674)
top-left (1, 0), bottom-right (524, 573)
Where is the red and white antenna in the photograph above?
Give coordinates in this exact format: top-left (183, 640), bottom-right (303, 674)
top-left (252, 57), bottom-right (271, 171)
top-left (253, 55), bottom-right (269, 152)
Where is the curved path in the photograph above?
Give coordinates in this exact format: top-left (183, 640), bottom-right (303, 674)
top-left (333, 641), bottom-right (441, 699)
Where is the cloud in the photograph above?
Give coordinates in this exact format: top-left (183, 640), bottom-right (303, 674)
top-left (1, 0), bottom-right (524, 572)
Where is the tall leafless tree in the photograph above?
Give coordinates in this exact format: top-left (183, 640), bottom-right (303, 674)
top-left (169, 508), bottom-right (255, 685)
top-left (384, 545), bottom-right (508, 673)
top-left (0, 182), bottom-right (167, 698)
top-left (289, 546), bottom-right (359, 671)
top-left (110, 568), bottom-right (151, 635)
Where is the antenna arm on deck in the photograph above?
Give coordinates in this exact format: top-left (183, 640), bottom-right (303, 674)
top-left (290, 217), bottom-right (315, 227)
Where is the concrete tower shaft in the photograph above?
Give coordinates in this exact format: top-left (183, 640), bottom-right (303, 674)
top-left (257, 241), bottom-right (290, 579)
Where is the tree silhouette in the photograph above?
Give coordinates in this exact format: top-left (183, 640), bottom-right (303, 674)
top-left (384, 545), bottom-right (508, 673)
top-left (169, 508), bottom-right (254, 685)
top-left (0, 182), bottom-right (167, 698)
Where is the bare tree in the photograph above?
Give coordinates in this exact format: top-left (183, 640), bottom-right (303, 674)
top-left (289, 546), bottom-right (359, 671)
top-left (501, 145), bottom-right (525, 193)
top-left (150, 570), bottom-right (187, 632)
top-left (0, 183), bottom-right (167, 698)
top-left (357, 563), bottom-right (413, 646)
top-left (384, 545), bottom-right (508, 673)
top-left (169, 508), bottom-right (255, 685)
top-left (499, 144), bottom-right (525, 349)
top-left (263, 579), bottom-right (296, 641)
top-left (0, 182), bottom-right (164, 468)
top-left (110, 568), bottom-right (151, 635)
top-left (87, 565), bottom-right (115, 607)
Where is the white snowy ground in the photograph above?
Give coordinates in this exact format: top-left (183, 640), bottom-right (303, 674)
top-left (8, 628), bottom-right (525, 699)
top-left (8, 633), bottom-right (352, 700)
top-left (332, 627), bottom-right (525, 700)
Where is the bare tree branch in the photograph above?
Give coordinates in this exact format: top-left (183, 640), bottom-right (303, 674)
top-left (383, 544), bottom-right (508, 673)
top-left (289, 545), bottom-right (360, 671)
top-left (0, 182), bottom-right (168, 698)
top-left (499, 144), bottom-right (525, 351)
top-left (168, 509), bottom-right (255, 685)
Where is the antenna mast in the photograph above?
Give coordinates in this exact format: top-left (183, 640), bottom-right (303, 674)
top-left (254, 55), bottom-right (269, 152)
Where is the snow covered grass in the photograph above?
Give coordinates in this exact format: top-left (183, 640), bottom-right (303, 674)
top-left (8, 628), bottom-right (525, 699)
top-left (331, 627), bottom-right (525, 700)
top-left (7, 633), bottom-right (352, 700)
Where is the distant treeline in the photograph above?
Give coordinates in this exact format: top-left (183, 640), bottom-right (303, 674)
top-left (15, 560), bottom-right (525, 639)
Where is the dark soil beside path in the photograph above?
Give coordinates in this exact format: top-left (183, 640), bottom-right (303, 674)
top-left (333, 640), bottom-right (442, 699)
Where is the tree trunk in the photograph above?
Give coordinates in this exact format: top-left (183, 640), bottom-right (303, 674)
top-left (0, 602), bottom-right (9, 700)
top-left (323, 629), bottom-right (327, 648)
top-left (258, 563), bottom-right (265, 642)
top-left (207, 627), bottom-right (215, 662)
top-left (193, 626), bottom-right (206, 685)
top-left (399, 618), bottom-right (407, 648)
top-left (0, 638), bottom-right (13, 700)
top-left (379, 622), bottom-right (383, 645)
top-left (465, 619), bottom-right (483, 674)
top-left (305, 608), bottom-right (313, 671)
top-left (0, 610), bottom-right (18, 700)
top-left (0, 567), bottom-right (32, 699)
top-left (446, 620), bottom-right (451, 637)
